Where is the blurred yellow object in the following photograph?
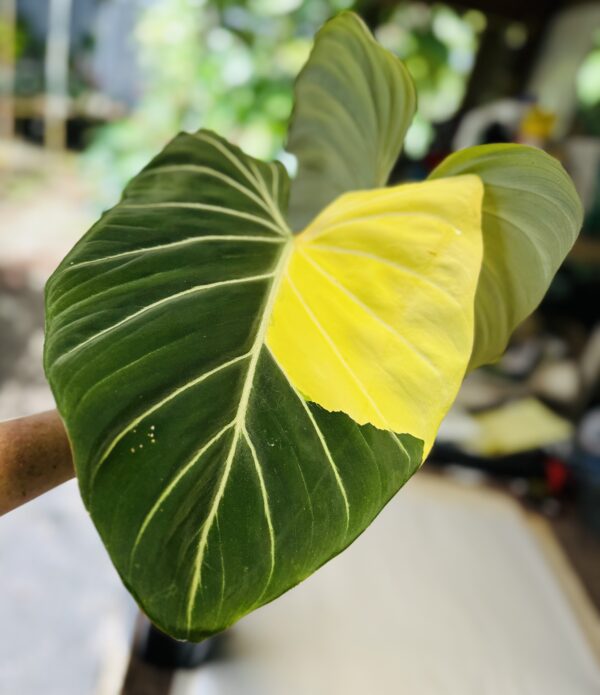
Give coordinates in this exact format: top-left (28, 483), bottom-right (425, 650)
top-left (467, 397), bottom-right (573, 456)
top-left (520, 104), bottom-right (556, 141)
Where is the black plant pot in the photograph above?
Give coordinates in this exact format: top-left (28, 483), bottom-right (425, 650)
top-left (140, 622), bottom-right (216, 670)
top-left (121, 617), bottom-right (222, 695)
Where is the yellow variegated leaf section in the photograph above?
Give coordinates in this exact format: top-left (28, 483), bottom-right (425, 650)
top-left (267, 175), bottom-right (484, 454)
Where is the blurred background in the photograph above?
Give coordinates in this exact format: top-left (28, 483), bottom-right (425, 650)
top-left (1, 1), bottom-right (599, 693)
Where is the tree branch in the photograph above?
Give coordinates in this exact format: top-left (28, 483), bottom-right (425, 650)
top-left (0, 410), bottom-right (74, 516)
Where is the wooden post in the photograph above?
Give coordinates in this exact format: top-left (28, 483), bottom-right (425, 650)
top-left (0, 410), bottom-right (74, 516)
top-left (44, 0), bottom-right (72, 150)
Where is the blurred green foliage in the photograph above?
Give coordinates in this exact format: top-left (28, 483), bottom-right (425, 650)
top-left (85, 0), bottom-right (349, 204)
top-left (375, 3), bottom-right (484, 157)
top-left (576, 30), bottom-right (600, 138)
top-left (84, 0), bottom-right (482, 206)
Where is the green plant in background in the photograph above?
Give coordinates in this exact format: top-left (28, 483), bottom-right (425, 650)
top-left (375, 2), bottom-right (485, 158)
top-left (83, 0), bottom-right (483, 206)
top-left (84, 0), bottom-right (353, 206)
top-left (44, 12), bottom-right (582, 640)
top-left (577, 30), bottom-right (600, 139)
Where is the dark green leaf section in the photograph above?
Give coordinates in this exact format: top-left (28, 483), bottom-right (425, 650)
top-left (430, 144), bottom-right (583, 369)
top-left (286, 11), bottom-right (417, 230)
top-left (44, 129), bottom-right (422, 640)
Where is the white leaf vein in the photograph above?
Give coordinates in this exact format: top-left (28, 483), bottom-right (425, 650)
top-left (298, 248), bottom-right (439, 374)
top-left (192, 132), bottom-right (290, 235)
top-left (65, 235), bottom-right (284, 270)
top-left (129, 420), bottom-right (236, 565)
top-left (285, 272), bottom-right (410, 460)
top-left (119, 202), bottom-right (285, 236)
top-left (280, 362), bottom-right (350, 533)
top-left (92, 352), bottom-right (251, 482)
top-left (309, 243), bottom-right (462, 308)
top-left (243, 426), bottom-right (276, 599)
top-left (137, 164), bottom-right (276, 218)
top-left (53, 272), bottom-right (274, 366)
top-left (184, 240), bottom-right (293, 631)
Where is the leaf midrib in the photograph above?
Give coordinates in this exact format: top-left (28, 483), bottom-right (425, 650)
top-left (184, 236), bottom-right (294, 630)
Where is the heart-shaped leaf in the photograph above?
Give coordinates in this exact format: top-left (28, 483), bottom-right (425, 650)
top-left (286, 12), bottom-right (416, 230)
top-left (430, 144), bottom-right (583, 369)
top-left (43, 10), bottom-right (583, 642)
top-left (45, 129), bottom-right (483, 639)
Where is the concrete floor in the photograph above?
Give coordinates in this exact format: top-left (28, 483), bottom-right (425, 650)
top-left (3, 472), bottom-right (599, 695)
top-left (170, 474), bottom-right (600, 695)
top-left (0, 480), bottom-right (135, 695)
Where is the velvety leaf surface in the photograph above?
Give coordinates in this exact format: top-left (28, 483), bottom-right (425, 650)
top-left (44, 130), bottom-right (423, 640)
top-left (286, 12), bottom-right (416, 230)
top-left (430, 144), bottom-right (583, 369)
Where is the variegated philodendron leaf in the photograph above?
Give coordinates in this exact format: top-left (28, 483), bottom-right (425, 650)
top-left (44, 130), bottom-right (483, 639)
top-left (44, 11), bottom-right (582, 641)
